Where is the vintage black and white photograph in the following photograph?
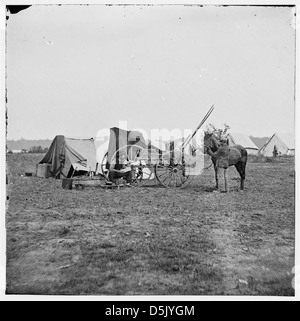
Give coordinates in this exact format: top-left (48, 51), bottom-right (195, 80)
top-left (2, 1), bottom-right (298, 299)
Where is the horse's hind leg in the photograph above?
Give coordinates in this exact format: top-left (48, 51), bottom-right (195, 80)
top-left (241, 162), bottom-right (246, 190)
top-left (235, 162), bottom-right (246, 190)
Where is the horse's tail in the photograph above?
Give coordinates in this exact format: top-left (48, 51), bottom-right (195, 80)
top-left (232, 145), bottom-right (247, 163)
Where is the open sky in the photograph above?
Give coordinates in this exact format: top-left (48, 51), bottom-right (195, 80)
top-left (5, 4), bottom-right (296, 140)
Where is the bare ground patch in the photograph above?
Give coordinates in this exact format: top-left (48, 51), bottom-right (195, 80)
top-left (5, 154), bottom-right (295, 296)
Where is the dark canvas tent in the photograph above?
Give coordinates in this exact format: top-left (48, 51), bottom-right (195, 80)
top-left (106, 127), bottom-right (162, 170)
top-left (38, 135), bottom-right (104, 178)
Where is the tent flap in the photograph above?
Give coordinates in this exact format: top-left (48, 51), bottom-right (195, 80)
top-left (38, 135), bottom-right (106, 178)
top-left (38, 135), bottom-right (66, 177)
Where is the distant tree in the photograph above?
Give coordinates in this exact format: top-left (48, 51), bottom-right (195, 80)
top-left (29, 145), bottom-right (44, 153)
top-left (207, 123), bottom-right (230, 142)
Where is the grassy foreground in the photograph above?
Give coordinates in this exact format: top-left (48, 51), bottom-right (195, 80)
top-left (5, 154), bottom-right (295, 296)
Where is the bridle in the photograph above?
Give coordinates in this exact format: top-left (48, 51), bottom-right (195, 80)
top-left (203, 133), bottom-right (214, 154)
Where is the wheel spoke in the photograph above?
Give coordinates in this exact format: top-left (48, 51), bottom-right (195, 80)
top-left (162, 172), bottom-right (171, 184)
top-left (177, 170), bottom-right (185, 187)
top-left (156, 170), bottom-right (169, 180)
top-left (174, 171), bottom-right (179, 187)
top-left (174, 166), bottom-right (189, 187)
top-left (167, 171), bottom-right (173, 187)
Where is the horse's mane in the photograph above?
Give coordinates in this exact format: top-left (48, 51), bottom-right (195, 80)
top-left (210, 134), bottom-right (222, 151)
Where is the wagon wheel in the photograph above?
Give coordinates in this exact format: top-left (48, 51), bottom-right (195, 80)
top-left (154, 163), bottom-right (192, 188)
top-left (154, 150), bottom-right (193, 188)
top-left (100, 152), bottom-right (109, 178)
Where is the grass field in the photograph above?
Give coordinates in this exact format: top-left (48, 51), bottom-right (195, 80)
top-left (5, 153), bottom-right (295, 296)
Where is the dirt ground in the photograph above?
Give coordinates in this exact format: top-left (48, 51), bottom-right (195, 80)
top-left (5, 153), bottom-right (295, 296)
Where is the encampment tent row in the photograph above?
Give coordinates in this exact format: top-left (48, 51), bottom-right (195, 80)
top-left (259, 133), bottom-right (295, 157)
top-left (36, 128), bottom-right (155, 179)
top-left (36, 130), bottom-right (295, 179)
top-left (227, 133), bottom-right (259, 155)
top-left (36, 126), bottom-right (205, 182)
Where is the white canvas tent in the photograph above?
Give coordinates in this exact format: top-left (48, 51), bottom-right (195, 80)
top-left (227, 133), bottom-right (259, 155)
top-left (259, 133), bottom-right (295, 157)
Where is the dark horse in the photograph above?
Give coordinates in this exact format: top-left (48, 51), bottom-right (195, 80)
top-left (203, 132), bottom-right (247, 192)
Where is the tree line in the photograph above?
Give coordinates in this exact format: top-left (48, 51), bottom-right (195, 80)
top-left (28, 146), bottom-right (49, 153)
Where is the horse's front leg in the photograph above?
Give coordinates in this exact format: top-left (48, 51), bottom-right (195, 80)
top-left (223, 168), bottom-right (229, 193)
top-left (214, 164), bottom-right (219, 190)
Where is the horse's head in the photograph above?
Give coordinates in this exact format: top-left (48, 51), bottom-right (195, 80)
top-left (203, 131), bottom-right (220, 154)
top-left (203, 132), bottom-right (213, 154)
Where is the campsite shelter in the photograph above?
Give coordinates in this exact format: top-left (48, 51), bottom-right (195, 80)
top-left (259, 133), bottom-right (295, 157)
top-left (40, 128), bottom-right (206, 178)
top-left (38, 135), bottom-right (108, 178)
top-left (106, 127), bottom-right (205, 176)
top-left (106, 127), bottom-right (162, 170)
top-left (227, 132), bottom-right (259, 155)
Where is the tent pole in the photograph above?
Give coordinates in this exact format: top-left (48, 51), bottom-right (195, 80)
top-left (71, 166), bottom-right (77, 179)
top-left (182, 104), bottom-right (214, 149)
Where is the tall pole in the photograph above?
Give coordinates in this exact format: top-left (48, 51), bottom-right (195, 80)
top-left (182, 104), bottom-right (214, 149)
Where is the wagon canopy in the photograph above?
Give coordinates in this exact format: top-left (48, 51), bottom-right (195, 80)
top-left (106, 127), bottom-right (162, 170)
top-left (106, 127), bottom-right (205, 175)
top-left (38, 135), bottom-right (106, 178)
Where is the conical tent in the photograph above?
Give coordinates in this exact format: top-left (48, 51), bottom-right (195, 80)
top-left (38, 135), bottom-right (106, 178)
top-left (259, 133), bottom-right (295, 156)
top-left (227, 133), bottom-right (259, 155)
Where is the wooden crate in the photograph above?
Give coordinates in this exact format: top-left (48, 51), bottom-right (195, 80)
top-left (73, 176), bottom-right (104, 189)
